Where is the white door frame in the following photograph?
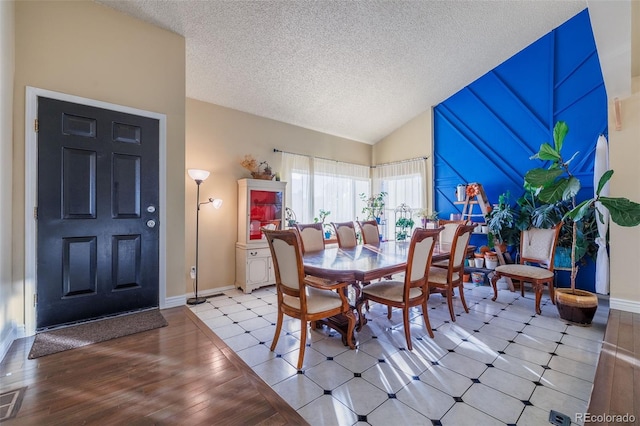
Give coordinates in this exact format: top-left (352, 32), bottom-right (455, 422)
top-left (24, 86), bottom-right (168, 336)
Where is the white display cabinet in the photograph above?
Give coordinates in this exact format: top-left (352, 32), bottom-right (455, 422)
top-left (235, 178), bottom-right (286, 293)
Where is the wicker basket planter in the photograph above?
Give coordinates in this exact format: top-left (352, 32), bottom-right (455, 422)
top-left (251, 172), bottom-right (274, 180)
top-left (555, 288), bottom-right (598, 325)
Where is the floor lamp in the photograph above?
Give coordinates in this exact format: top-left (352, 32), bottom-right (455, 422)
top-left (187, 169), bottom-right (223, 305)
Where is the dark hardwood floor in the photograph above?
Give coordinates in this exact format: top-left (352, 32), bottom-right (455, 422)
top-left (0, 307), bottom-right (307, 425)
top-left (588, 309), bottom-right (639, 425)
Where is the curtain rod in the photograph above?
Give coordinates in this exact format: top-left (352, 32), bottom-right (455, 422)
top-left (371, 156), bottom-right (429, 168)
top-left (273, 148), bottom-right (359, 164)
top-left (274, 148), bottom-right (428, 168)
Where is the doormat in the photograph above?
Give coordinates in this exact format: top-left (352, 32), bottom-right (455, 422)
top-left (0, 387), bottom-right (27, 421)
top-left (28, 309), bottom-right (167, 359)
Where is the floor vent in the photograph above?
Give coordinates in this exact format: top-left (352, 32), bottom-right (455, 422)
top-left (0, 386), bottom-right (27, 421)
top-left (549, 410), bottom-right (571, 426)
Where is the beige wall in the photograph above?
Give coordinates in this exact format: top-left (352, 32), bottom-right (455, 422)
top-left (12, 0), bottom-right (186, 332)
top-left (1, 1), bottom-right (15, 345)
top-left (372, 109), bottom-right (434, 212)
top-left (609, 76), bottom-right (640, 306)
top-left (186, 98), bottom-right (371, 292)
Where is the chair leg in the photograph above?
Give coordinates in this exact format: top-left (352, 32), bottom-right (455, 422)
top-left (387, 306), bottom-right (393, 320)
top-left (422, 299), bottom-right (434, 338)
top-left (270, 309), bottom-right (284, 351)
top-left (458, 283), bottom-right (469, 314)
top-left (446, 286), bottom-right (456, 322)
top-left (402, 307), bottom-right (412, 350)
top-left (490, 272), bottom-right (499, 301)
top-left (297, 320), bottom-right (308, 370)
top-left (548, 281), bottom-right (556, 305)
top-left (533, 283), bottom-right (543, 315)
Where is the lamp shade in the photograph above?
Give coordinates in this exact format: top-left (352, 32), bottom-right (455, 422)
top-left (211, 198), bottom-right (223, 209)
top-left (188, 169), bottom-right (210, 182)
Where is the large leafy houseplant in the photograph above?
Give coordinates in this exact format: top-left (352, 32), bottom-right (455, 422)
top-left (524, 121), bottom-right (640, 292)
top-left (486, 191), bottom-right (521, 249)
top-left (517, 183), bottom-right (598, 267)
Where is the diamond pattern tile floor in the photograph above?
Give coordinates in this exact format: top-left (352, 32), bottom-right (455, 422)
top-left (191, 283), bottom-right (608, 425)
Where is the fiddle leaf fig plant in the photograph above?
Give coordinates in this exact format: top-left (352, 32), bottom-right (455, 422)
top-left (524, 121), bottom-right (640, 290)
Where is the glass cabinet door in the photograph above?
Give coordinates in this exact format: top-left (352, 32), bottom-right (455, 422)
top-left (249, 189), bottom-right (283, 240)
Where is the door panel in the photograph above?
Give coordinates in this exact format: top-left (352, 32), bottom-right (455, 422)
top-left (37, 97), bottom-right (159, 329)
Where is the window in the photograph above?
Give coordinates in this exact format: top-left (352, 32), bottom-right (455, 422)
top-left (281, 153), bottom-right (427, 240)
top-left (281, 153), bottom-right (369, 224)
top-left (373, 159), bottom-right (427, 240)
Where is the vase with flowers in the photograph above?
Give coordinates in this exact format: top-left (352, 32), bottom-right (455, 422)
top-left (240, 154), bottom-right (275, 180)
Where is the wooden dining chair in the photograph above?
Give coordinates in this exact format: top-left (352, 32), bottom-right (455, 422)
top-left (332, 221), bottom-right (358, 248)
top-left (263, 229), bottom-right (355, 370)
top-left (432, 219), bottom-right (470, 268)
top-left (490, 224), bottom-right (561, 315)
top-left (355, 227), bottom-right (442, 350)
top-left (427, 224), bottom-right (476, 321)
top-left (294, 222), bottom-right (325, 253)
top-left (357, 220), bottom-right (381, 246)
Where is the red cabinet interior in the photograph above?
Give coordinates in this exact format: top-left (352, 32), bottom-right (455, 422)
top-left (249, 189), bottom-right (283, 240)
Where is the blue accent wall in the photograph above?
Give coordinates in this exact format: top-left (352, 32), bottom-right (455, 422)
top-left (433, 9), bottom-right (606, 292)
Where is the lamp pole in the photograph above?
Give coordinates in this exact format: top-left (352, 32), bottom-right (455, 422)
top-left (186, 169), bottom-right (222, 306)
top-left (187, 178), bottom-right (206, 305)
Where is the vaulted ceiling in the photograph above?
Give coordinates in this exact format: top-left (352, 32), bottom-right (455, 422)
top-left (95, 0), bottom-right (633, 144)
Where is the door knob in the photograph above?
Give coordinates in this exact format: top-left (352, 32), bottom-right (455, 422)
top-left (146, 219), bottom-right (156, 228)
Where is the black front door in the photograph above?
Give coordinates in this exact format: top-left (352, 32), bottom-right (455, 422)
top-left (36, 97), bottom-right (159, 329)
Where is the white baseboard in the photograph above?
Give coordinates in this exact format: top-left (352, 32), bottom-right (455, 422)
top-left (186, 285), bottom-right (236, 300)
top-left (162, 295), bottom-right (186, 309)
top-left (609, 297), bottom-right (640, 314)
top-left (0, 322), bottom-right (25, 363)
top-left (162, 286), bottom-right (237, 310)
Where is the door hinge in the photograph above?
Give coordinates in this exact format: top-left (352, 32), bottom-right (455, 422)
top-left (33, 293), bottom-right (37, 307)
top-left (33, 207), bottom-right (38, 220)
top-left (34, 119), bottom-right (39, 133)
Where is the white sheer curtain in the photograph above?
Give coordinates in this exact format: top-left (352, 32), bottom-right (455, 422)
top-left (313, 158), bottom-right (370, 223)
top-left (372, 158), bottom-right (428, 240)
top-left (280, 152), bottom-right (370, 224)
top-left (280, 152), bottom-right (312, 224)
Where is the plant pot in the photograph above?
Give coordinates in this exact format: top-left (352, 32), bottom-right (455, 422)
top-left (471, 272), bottom-right (484, 285)
top-left (555, 288), bottom-right (598, 325)
top-left (485, 258), bottom-right (498, 269)
top-left (463, 273), bottom-right (471, 282)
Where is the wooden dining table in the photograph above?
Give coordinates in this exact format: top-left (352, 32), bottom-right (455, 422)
top-left (302, 240), bottom-right (475, 344)
top-left (303, 241), bottom-right (475, 283)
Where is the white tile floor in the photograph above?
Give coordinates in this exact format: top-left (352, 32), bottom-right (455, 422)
top-left (190, 283), bottom-right (608, 426)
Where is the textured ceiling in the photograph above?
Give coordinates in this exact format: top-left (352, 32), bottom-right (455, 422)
top-left (96, 0), bottom-right (589, 144)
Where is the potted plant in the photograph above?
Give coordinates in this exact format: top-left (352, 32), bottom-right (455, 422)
top-left (486, 191), bottom-right (520, 252)
top-left (516, 184), bottom-right (599, 269)
top-left (417, 209), bottom-right (439, 229)
top-left (395, 216), bottom-right (415, 241)
top-left (359, 192), bottom-right (387, 223)
top-left (314, 209), bottom-right (332, 239)
top-left (524, 121), bottom-right (640, 324)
